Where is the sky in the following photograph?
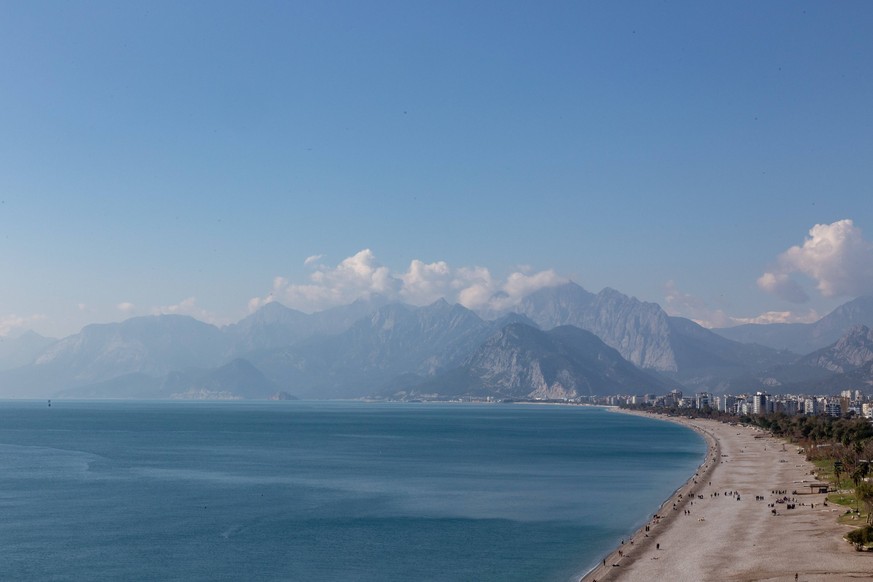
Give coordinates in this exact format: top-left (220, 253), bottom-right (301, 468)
top-left (1, 1), bottom-right (872, 338)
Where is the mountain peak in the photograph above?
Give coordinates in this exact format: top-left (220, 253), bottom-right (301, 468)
top-left (258, 301), bottom-right (301, 315)
top-left (420, 298), bottom-right (452, 313)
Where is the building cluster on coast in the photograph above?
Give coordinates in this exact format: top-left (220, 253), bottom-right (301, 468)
top-left (584, 389), bottom-right (873, 420)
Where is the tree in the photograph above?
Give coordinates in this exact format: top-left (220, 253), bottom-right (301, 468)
top-left (846, 524), bottom-right (873, 550)
top-left (851, 462), bottom-right (870, 512)
top-left (856, 481), bottom-right (873, 525)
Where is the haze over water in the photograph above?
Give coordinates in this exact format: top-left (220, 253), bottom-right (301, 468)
top-left (0, 401), bottom-right (703, 581)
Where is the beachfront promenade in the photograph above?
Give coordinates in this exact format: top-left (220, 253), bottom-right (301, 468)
top-left (583, 412), bottom-right (871, 582)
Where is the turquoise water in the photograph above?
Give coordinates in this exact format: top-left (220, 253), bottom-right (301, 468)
top-left (0, 401), bottom-right (704, 581)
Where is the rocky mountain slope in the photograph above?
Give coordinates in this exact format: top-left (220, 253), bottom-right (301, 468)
top-left (516, 282), bottom-right (793, 391)
top-left (798, 325), bottom-right (873, 373)
top-left (519, 284), bottom-right (676, 371)
top-left (757, 325), bottom-right (873, 394)
top-left (406, 323), bottom-right (677, 399)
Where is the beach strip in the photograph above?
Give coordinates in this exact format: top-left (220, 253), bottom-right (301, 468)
top-left (579, 409), bottom-right (720, 582)
top-left (581, 411), bottom-right (870, 582)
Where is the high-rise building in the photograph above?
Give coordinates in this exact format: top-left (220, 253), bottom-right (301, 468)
top-left (752, 392), bottom-right (767, 415)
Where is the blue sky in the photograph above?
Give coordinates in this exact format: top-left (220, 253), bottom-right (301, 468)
top-left (1, 1), bottom-right (871, 338)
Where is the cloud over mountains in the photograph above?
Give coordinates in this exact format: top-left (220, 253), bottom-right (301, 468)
top-left (249, 249), bottom-right (566, 314)
top-left (5, 220), bottom-right (870, 339)
top-left (758, 219), bottom-right (873, 302)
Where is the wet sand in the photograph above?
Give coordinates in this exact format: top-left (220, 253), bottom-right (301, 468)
top-left (581, 410), bottom-right (871, 582)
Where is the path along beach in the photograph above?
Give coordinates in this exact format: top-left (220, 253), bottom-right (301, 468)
top-left (581, 410), bottom-right (871, 582)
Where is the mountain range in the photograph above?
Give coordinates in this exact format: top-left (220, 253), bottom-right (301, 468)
top-left (714, 296), bottom-right (873, 354)
top-left (1, 283), bottom-right (872, 399)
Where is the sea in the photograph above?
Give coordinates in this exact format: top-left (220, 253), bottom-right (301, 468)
top-left (0, 401), bottom-right (704, 581)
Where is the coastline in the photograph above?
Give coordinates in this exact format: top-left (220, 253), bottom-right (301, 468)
top-left (580, 409), bottom-right (871, 581)
top-left (579, 408), bottom-right (720, 582)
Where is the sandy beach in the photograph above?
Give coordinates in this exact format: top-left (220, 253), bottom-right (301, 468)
top-left (581, 410), bottom-right (871, 582)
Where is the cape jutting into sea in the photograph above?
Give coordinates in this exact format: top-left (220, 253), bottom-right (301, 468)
top-left (0, 400), bottom-right (704, 581)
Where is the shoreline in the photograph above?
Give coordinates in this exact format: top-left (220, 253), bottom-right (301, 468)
top-left (580, 409), bottom-right (871, 581)
top-left (579, 409), bottom-right (720, 582)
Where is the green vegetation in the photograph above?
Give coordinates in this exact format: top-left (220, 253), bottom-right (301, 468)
top-left (758, 415), bottom-right (873, 547)
top-left (846, 525), bottom-right (873, 550)
top-left (744, 413), bottom-right (873, 445)
top-left (857, 482), bottom-right (873, 525)
top-left (623, 404), bottom-right (873, 548)
top-left (812, 458), bottom-right (837, 483)
top-left (752, 415), bottom-right (873, 543)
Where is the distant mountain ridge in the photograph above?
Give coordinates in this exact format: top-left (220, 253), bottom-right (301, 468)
top-left (0, 330), bottom-right (56, 371)
top-left (224, 296), bottom-right (391, 353)
top-left (714, 296), bottom-right (873, 354)
top-left (3, 284), bottom-right (873, 399)
top-left (33, 314), bottom-right (230, 382)
top-left (246, 301), bottom-right (537, 399)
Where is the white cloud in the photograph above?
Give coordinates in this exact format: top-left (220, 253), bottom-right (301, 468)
top-left (267, 249), bottom-right (400, 311)
top-left (453, 266), bottom-right (564, 313)
top-left (116, 302), bottom-right (136, 314)
top-left (759, 219), bottom-right (873, 302)
top-left (398, 259), bottom-right (454, 305)
top-left (151, 297), bottom-right (229, 327)
top-left (152, 297), bottom-right (198, 316)
top-left (250, 250), bottom-right (565, 314)
top-left (453, 266), bottom-right (496, 309)
top-left (303, 254), bottom-right (323, 267)
top-left (663, 280), bottom-right (819, 328)
top-left (756, 272), bottom-right (809, 303)
top-left (503, 270), bottom-right (563, 297)
top-left (247, 296), bottom-right (269, 313)
top-left (730, 310), bottom-right (821, 325)
top-left (663, 280), bottom-right (732, 327)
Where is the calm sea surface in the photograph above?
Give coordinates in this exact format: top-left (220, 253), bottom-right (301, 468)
top-left (0, 401), bottom-right (704, 581)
